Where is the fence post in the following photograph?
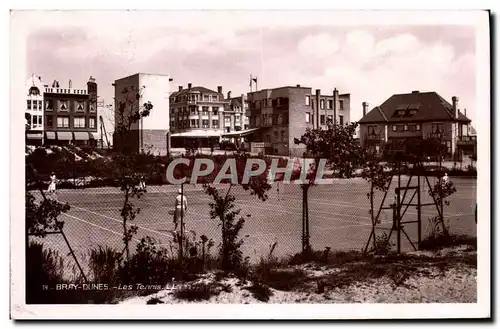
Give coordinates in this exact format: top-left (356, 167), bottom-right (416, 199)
top-left (180, 183), bottom-right (184, 260)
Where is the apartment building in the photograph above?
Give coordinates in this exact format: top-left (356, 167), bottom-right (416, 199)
top-left (113, 73), bottom-right (171, 155)
top-left (25, 74), bottom-right (45, 145)
top-left (220, 91), bottom-right (250, 145)
top-left (43, 77), bottom-right (98, 147)
top-left (358, 90), bottom-right (475, 159)
top-left (169, 84), bottom-right (229, 148)
top-left (246, 85), bottom-right (351, 156)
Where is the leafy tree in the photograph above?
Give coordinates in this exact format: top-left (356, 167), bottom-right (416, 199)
top-left (105, 85), bottom-right (154, 267)
top-left (202, 151), bottom-right (271, 272)
top-left (294, 121), bottom-right (367, 252)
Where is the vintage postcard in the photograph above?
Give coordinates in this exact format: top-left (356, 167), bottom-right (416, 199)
top-left (10, 9), bottom-right (490, 319)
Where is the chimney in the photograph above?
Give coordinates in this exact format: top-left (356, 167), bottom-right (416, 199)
top-left (227, 91), bottom-right (232, 99)
top-left (362, 102), bottom-right (369, 117)
top-left (315, 89), bottom-right (321, 128)
top-left (217, 86), bottom-right (223, 95)
top-left (69, 79), bottom-right (72, 89)
top-left (296, 84), bottom-right (301, 87)
top-left (412, 90), bottom-right (419, 94)
top-left (178, 86), bottom-right (183, 92)
top-left (188, 83), bottom-right (192, 90)
top-left (452, 96), bottom-right (459, 118)
top-left (333, 88), bottom-right (339, 125)
top-left (465, 108), bottom-right (467, 117)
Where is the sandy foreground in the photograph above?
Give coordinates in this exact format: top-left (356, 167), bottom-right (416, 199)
top-left (119, 247), bottom-right (476, 304)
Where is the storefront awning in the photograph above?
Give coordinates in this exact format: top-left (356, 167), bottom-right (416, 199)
top-left (74, 132), bottom-right (89, 141)
top-left (171, 130), bottom-right (221, 137)
top-left (26, 133), bottom-right (43, 139)
top-left (221, 127), bottom-right (260, 137)
top-left (89, 132), bottom-right (99, 139)
top-left (45, 132), bottom-right (56, 140)
top-left (57, 132), bottom-right (73, 140)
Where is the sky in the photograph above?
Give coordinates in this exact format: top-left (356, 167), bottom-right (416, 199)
top-left (22, 11), bottom-right (478, 134)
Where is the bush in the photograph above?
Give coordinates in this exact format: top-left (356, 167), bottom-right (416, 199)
top-left (420, 233), bottom-right (477, 251)
top-left (173, 282), bottom-right (221, 301)
top-left (88, 246), bottom-right (122, 284)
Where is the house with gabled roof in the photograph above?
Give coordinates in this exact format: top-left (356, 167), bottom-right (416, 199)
top-left (358, 90), bottom-right (476, 160)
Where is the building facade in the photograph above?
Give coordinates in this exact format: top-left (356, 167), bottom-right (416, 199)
top-left (358, 91), bottom-right (475, 160)
top-left (169, 84), bottom-right (228, 148)
top-left (43, 77), bottom-right (98, 146)
top-left (25, 74), bottom-right (45, 145)
top-left (113, 73), bottom-right (171, 155)
top-left (220, 91), bottom-right (250, 145)
top-left (246, 85), bottom-right (351, 156)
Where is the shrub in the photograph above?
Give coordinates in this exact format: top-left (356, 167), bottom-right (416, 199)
top-left (88, 246), bottom-right (122, 284)
top-left (243, 282), bottom-right (273, 302)
top-left (420, 233), bottom-right (477, 251)
top-left (173, 282), bottom-right (221, 301)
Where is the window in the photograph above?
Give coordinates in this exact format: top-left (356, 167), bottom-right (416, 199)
top-left (212, 95), bottom-right (218, 102)
top-left (306, 112), bottom-right (311, 123)
top-left (326, 115), bottom-right (333, 124)
top-left (305, 96), bottom-right (310, 106)
top-left (89, 117), bottom-right (96, 128)
top-left (202, 107), bottom-right (209, 115)
top-left (27, 100), bottom-right (31, 109)
top-left (404, 124), bottom-right (408, 131)
top-left (462, 124), bottom-right (468, 136)
top-left (328, 100), bottom-right (333, 109)
top-left (320, 115), bottom-right (325, 125)
top-left (274, 131), bottom-right (278, 139)
top-left (59, 101), bottom-right (68, 112)
top-left (203, 95), bottom-right (210, 101)
top-left (320, 99), bottom-right (325, 109)
top-left (339, 100), bottom-right (344, 110)
top-left (416, 124), bottom-right (421, 131)
top-left (212, 119), bottom-right (219, 128)
top-left (190, 119), bottom-right (197, 127)
top-left (76, 101), bottom-right (85, 112)
top-left (432, 123), bottom-right (443, 134)
top-left (212, 107), bottom-right (218, 114)
top-left (38, 116), bottom-right (42, 125)
top-left (57, 117), bottom-right (69, 128)
top-left (74, 117), bottom-right (85, 128)
top-left (32, 116), bottom-right (37, 128)
top-left (266, 134), bottom-right (271, 143)
top-left (201, 119), bottom-right (208, 128)
top-left (45, 100), bottom-right (53, 111)
top-left (281, 130), bottom-right (285, 142)
top-left (446, 141), bottom-right (451, 154)
top-left (190, 107), bottom-right (196, 114)
top-left (392, 125), bottom-right (397, 132)
top-left (33, 100), bottom-right (38, 110)
top-left (29, 87), bottom-right (40, 96)
top-left (368, 126), bottom-right (376, 135)
top-left (256, 100), bottom-right (261, 110)
top-left (47, 116), bottom-right (53, 127)
top-left (311, 100), bottom-right (314, 110)
top-left (339, 115), bottom-right (344, 126)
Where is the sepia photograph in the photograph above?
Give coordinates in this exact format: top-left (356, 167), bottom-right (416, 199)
top-left (9, 8), bottom-right (491, 320)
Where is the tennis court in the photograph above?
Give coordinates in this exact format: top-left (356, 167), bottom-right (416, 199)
top-left (31, 176), bottom-right (477, 269)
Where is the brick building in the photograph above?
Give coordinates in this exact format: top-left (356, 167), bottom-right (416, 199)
top-left (169, 84), bottom-right (229, 148)
top-left (358, 90), bottom-right (475, 160)
top-left (245, 85), bottom-right (351, 156)
top-left (43, 77), bottom-right (98, 146)
top-left (25, 74), bottom-right (45, 146)
top-left (113, 73), bottom-right (171, 155)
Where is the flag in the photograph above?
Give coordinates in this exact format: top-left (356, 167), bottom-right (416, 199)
top-left (250, 75), bottom-right (258, 88)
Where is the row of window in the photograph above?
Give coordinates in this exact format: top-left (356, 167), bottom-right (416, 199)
top-left (173, 106), bottom-right (220, 115)
top-left (46, 116), bottom-right (96, 129)
top-left (29, 115), bottom-right (43, 128)
top-left (305, 96), bottom-right (345, 110)
top-left (252, 97), bottom-right (288, 110)
top-left (391, 124), bottom-right (422, 133)
top-left (172, 94), bottom-right (219, 103)
top-left (264, 130), bottom-right (287, 143)
top-left (305, 113), bottom-right (344, 125)
top-left (27, 100), bottom-right (43, 110)
top-left (254, 113), bottom-right (289, 126)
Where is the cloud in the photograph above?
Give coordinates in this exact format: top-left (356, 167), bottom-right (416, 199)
top-left (297, 33), bottom-right (340, 59)
top-left (24, 14), bottom-right (477, 134)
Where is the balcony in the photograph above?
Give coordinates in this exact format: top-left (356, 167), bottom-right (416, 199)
top-left (457, 135), bottom-right (477, 145)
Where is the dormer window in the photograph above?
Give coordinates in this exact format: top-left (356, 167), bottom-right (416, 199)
top-left (28, 86), bottom-right (40, 96)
